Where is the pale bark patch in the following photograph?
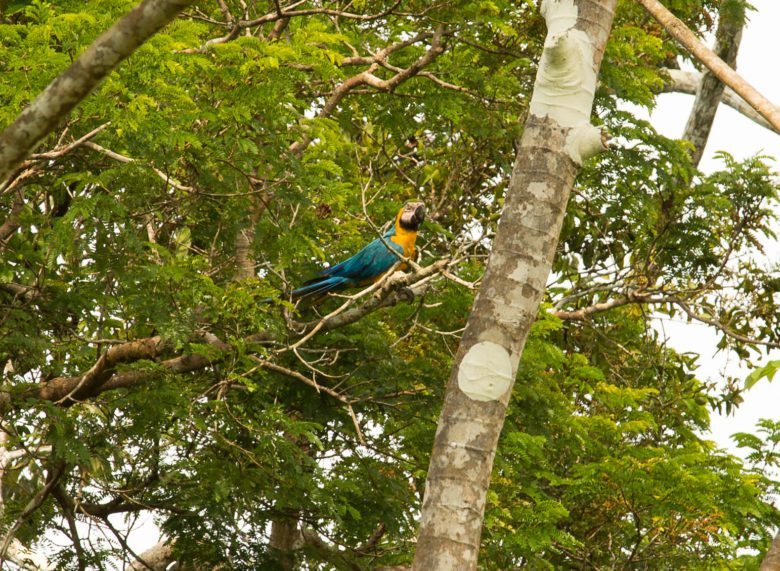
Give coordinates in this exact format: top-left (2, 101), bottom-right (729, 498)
top-left (457, 341), bottom-right (513, 402)
top-left (565, 123), bottom-right (606, 164)
top-left (531, 2), bottom-right (596, 129)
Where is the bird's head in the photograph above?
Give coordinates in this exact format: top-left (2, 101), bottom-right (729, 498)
top-left (397, 201), bottom-right (426, 231)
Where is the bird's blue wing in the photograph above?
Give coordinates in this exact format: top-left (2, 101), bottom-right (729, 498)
top-left (318, 235), bottom-right (403, 284)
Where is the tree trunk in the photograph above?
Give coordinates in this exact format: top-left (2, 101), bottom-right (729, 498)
top-left (269, 516), bottom-right (302, 569)
top-left (761, 533), bottom-right (780, 571)
top-left (682, 3), bottom-right (744, 166)
top-left (411, 1), bottom-right (616, 569)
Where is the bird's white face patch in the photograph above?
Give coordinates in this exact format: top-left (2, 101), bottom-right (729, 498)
top-left (457, 341), bottom-right (513, 402)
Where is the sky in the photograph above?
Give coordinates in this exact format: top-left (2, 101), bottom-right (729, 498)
top-left (644, 0), bottom-right (780, 457)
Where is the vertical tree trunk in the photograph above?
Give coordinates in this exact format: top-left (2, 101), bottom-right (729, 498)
top-left (269, 516), bottom-right (302, 569)
top-left (761, 533), bottom-right (780, 571)
top-left (682, 4), bottom-right (744, 166)
top-left (411, 1), bottom-right (616, 569)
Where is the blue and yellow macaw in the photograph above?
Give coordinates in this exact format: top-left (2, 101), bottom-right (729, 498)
top-left (290, 201), bottom-right (426, 301)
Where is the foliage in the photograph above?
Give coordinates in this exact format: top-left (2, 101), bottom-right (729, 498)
top-left (0, 0), bottom-right (778, 569)
top-left (746, 360), bottom-right (780, 390)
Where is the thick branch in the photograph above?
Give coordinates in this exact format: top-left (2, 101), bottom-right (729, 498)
top-left (129, 540), bottom-right (176, 571)
top-left (1, 262), bottom-right (446, 409)
top-left (0, 0), bottom-right (196, 184)
top-left (300, 528), bottom-right (363, 571)
top-left (637, 0), bottom-right (780, 132)
top-left (38, 337), bottom-right (167, 403)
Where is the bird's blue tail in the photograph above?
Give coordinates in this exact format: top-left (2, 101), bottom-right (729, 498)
top-left (258, 276), bottom-right (351, 305)
top-left (291, 276), bottom-right (352, 300)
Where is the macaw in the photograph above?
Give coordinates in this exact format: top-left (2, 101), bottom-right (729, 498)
top-left (290, 201), bottom-right (426, 302)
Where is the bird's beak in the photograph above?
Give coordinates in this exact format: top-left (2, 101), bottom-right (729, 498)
top-left (399, 201), bottom-right (426, 230)
top-left (413, 203), bottom-right (426, 225)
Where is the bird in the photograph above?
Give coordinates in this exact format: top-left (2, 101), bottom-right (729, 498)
top-left (288, 201), bottom-right (426, 303)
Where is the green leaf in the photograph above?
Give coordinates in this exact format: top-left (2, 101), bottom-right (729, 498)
top-left (745, 360), bottom-right (780, 389)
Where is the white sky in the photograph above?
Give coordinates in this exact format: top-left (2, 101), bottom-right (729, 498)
top-left (647, 0), bottom-right (780, 455)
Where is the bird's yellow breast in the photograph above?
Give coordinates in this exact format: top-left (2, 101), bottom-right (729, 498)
top-left (390, 230), bottom-right (417, 258)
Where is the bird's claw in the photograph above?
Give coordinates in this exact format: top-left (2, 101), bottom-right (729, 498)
top-left (398, 287), bottom-right (415, 303)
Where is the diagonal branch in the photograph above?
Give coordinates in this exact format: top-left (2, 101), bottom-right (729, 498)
top-left (12, 262), bottom-right (443, 407)
top-left (39, 337), bottom-right (167, 404)
top-left (0, 463), bottom-right (66, 561)
top-left (28, 122), bottom-right (111, 161)
top-left (637, 0), bottom-right (780, 132)
top-left (83, 141), bottom-right (193, 192)
top-left (289, 27), bottom-right (445, 156)
top-left (0, 0), bottom-right (197, 184)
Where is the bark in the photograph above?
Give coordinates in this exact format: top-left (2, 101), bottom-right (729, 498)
top-left (269, 516), bottom-right (302, 569)
top-left (234, 223), bottom-right (258, 280)
top-left (234, 198), bottom-right (266, 280)
top-left (0, 433), bottom-right (54, 570)
top-left (0, 0), bottom-right (195, 184)
top-left (38, 336), bottom-right (167, 403)
top-left (682, 5), bottom-right (743, 166)
top-left (762, 533), bottom-right (780, 571)
top-left (411, 1), bottom-right (615, 569)
top-left (2, 539), bottom-right (54, 570)
top-left (130, 540), bottom-right (175, 570)
top-left (637, 0), bottom-right (780, 133)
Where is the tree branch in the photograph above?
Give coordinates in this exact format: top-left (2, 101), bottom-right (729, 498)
top-left (289, 27), bottom-right (444, 156)
top-left (129, 540), bottom-right (175, 571)
top-left (300, 527), bottom-right (364, 571)
top-left (0, 0), bottom-right (197, 184)
top-left (2, 539), bottom-right (54, 570)
top-left (0, 463), bottom-right (66, 561)
top-left (52, 485), bottom-right (88, 571)
top-left (638, 0), bottom-right (780, 132)
top-left (83, 141), bottom-right (193, 192)
top-left (661, 69), bottom-right (775, 133)
top-left (39, 337), bottom-right (167, 404)
top-left (180, 0), bottom-right (402, 53)
top-left (673, 299), bottom-right (780, 350)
